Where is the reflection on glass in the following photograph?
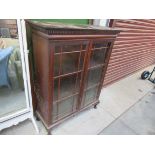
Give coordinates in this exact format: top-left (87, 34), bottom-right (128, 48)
top-left (54, 54), bottom-right (60, 76)
top-left (53, 78), bottom-right (58, 101)
top-left (63, 44), bottom-right (81, 52)
top-left (55, 46), bottom-right (61, 53)
top-left (61, 52), bottom-right (80, 74)
top-left (0, 19), bottom-right (27, 118)
top-left (89, 48), bottom-right (107, 67)
top-left (52, 95), bottom-right (77, 122)
top-left (52, 103), bottom-right (57, 122)
top-left (58, 96), bottom-right (77, 118)
top-left (60, 74), bottom-right (79, 99)
top-left (62, 53), bottom-right (83, 74)
top-left (85, 67), bottom-right (103, 88)
top-left (53, 74), bottom-right (79, 101)
top-left (54, 44), bottom-right (86, 76)
top-left (92, 42), bottom-right (108, 49)
top-left (82, 87), bottom-right (98, 106)
top-left (53, 74), bottom-right (80, 102)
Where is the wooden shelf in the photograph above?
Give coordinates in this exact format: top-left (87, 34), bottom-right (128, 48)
top-left (88, 63), bottom-right (106, 70)
top-left (53, 70), bottom-right (83, 79)
top-left (54, 50), bottom-right (86, 55)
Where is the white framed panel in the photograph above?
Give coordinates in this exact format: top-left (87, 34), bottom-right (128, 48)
top-left (0, 19), bottom-right (39, 133)
top-left (0, 19), bottom-right (29, 122)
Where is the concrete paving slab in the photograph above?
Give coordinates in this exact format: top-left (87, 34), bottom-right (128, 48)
top-left (100, 64), bottom-right (154, 118)
top-left (0, 120), bottom-right (36, 135)
top-left (99, 90), bottom-right (127, 118)
top-left (99, 119), bottom-right (136, 135)
top-left (52, 107), bottom-right (115, 135)
top-left (0, 119), bottom-right (47, 135)
top-left (120, 89), bottom-right (155, 135)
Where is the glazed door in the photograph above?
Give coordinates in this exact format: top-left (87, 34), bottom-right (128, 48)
top-left (0, 20), bottom-right (30, 120)
top-left (80, 40), bottom-right (111, 108)
top-left (51, 40), bottom-right (89, 123)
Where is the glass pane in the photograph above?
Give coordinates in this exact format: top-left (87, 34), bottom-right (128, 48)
top-left (61, 52), bottom-right (80, 74)
top-left (53, 78), bottom-right (59, 101)
top-left (55, 46), bottom-right (61, 53)
top-left (52, 103), bottom-right (57, 122)
top-left (60, 74), bottom-right (78, 99)
top-left (55, 44), bottom-right (86, 54)
top-left (82, 87), bottom-right (98, 106)
top-left (0, 19), bottom-right (27, 118)
top-left (63, 44), bottom-right (81, 52)
top-left (54, 43), bottom-right (86, 76)
top-left (58, 96), bottom-right (77, 118)
top-left (52, 95), bottom-right (77, 121)
top-left (89, 48), bottom-right (107, 67)
top-left (85, 67), bottom-right (103, 88)
top-left (93, 42), bottom-right (108, 49)
top-left (54, 54), bottom-right (60, 76)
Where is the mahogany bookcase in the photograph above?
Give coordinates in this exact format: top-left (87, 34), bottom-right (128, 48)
top-left (26, 20), bottom-right (120, 134)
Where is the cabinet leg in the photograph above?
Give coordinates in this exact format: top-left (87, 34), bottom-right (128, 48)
top-left (94, 104), bottom-right (98, 109)
top-left (47, 129), bottom-right (51, 135)
top-left (36, 116), bottom-right (40, 121)
top-left (94, 101), bottom-right (100, 109)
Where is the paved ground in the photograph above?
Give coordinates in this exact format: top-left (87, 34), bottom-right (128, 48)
top-left (100, 88), bottom-right (155, 135)
top-left (0, 89), bottom-right (26, 118)
top-left (1, 64), bottom-right (155, 135)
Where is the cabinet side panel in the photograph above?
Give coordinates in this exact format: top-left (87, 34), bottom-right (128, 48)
top-left (26, 22), bottom-right (37, 111)
top-left (32, 33), bottom-right (50, 123)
